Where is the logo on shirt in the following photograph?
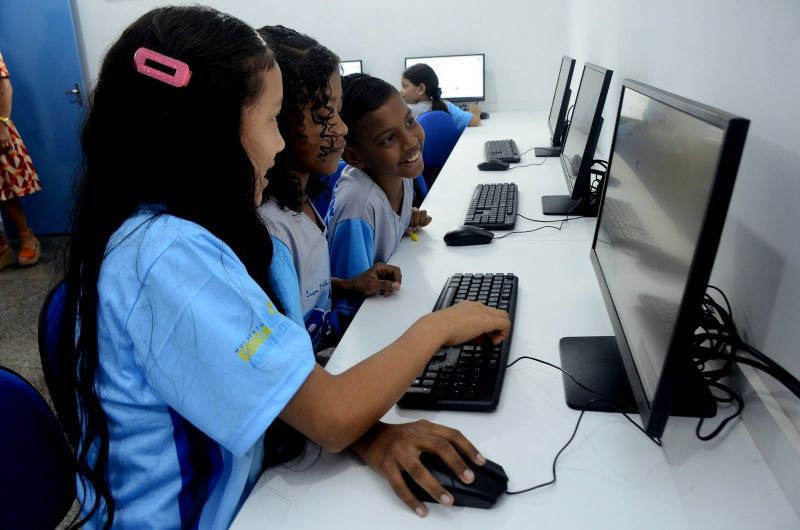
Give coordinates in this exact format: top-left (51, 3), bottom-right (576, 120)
top-left (304, 278), bottom-right (330, 299)
top-left (237, 325), bottom-right (272, 362)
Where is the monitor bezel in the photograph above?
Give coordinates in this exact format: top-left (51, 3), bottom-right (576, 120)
top-left (548, 55), bottom-right (576, 147)
top-left (560, 63), bottom-right (613, 200)
top-left (340, 60), bottom-right (363, 75)
top-left (590, 79), bottom-right (750, 437)
top-left (403, 53), bottom-right (486, 102)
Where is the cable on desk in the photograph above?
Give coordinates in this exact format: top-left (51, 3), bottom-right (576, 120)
top-left (509, 158), bottom-right (548, 169)
top-left (494, 200), bottom-right (586, 240)
top-left (504, 355), bottom-right (661, 496)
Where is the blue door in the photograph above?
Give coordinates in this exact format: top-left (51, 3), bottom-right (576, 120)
top-left (0, 0), bottom-right (86, 234)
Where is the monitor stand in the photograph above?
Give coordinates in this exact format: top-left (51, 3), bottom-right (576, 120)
top-left (534, 146), bottom-right (561, 157)
top-left (558, 336), bottom-right (716, 418)
top-left (541, 195), bottom-right (599, 217)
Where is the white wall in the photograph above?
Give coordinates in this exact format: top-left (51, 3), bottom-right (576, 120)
top-left (72, 0), bottom-right (566, 111)
top-left (562, 0), bottom-right (800, 511)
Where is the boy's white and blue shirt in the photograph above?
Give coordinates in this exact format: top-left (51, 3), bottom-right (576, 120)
top-left (258, 197), bottom-right (332, 350)
top-left (81, 206), bottom-right (315, 530)
top-left (325, 165), bottom-right (413, 322)
top-left (407, 100), bottom-right (473, 132)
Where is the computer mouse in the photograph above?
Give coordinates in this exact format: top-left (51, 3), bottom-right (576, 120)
top-left (402, 452), bottom-right (509, 509)
top-left (444, 225), bottom-right (495, 246)
top-left (477, 159), bottom-right (509, 171)
top-left (480, 111), bottom-right (490, 119)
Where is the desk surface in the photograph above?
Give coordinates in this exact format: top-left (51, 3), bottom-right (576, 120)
top-left (231, 112), bottom-right (799, 529)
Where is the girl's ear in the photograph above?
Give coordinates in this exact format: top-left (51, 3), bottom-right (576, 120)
top-left (417, 83), bottom-right (427, 98)
top-left (343, 146), bottom-right (366, 169)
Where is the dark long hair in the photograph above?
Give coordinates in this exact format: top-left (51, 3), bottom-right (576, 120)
top-left (403, 63), bottom-right (447, 112)
top-left (63, 7), bottom-right (278, 528)
top-left (340, 73), bottom-right (398, 147)
top-left (258, 25), bottom-right (340, 212)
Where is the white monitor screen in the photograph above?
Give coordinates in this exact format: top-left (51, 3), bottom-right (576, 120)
top-left (340, 60), bottom-right (362, 76)
top-left (404, 54), bottom-right (485, 101)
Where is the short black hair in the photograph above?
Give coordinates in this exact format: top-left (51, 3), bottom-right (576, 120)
top-left (341, 73), bottom-right (398, 146)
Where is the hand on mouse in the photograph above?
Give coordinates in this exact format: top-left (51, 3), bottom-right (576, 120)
top-left (350, 420), bottom-right (486, 517)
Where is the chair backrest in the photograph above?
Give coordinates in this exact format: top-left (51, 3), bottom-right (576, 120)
top-left (309, 159), bottom-right (346, 217)
top-left (38, 280), bottom-right (79, 446)
top-left (0, 367), bottom-right (76, 529)
top-left (418, 110), bottom-right (461, 169)
top-left (413, 174), bottom-right (429, 207)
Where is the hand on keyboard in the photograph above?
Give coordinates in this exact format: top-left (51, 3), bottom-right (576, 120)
top-left (427, 300), bottom-right (511, 347)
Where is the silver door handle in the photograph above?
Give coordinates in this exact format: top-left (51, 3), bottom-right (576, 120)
top-left (65, 83), bottom-right (83, 105)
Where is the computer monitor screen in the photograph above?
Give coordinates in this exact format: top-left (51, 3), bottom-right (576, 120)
top-left (548, 56), bottom-right (576, 146)
top-left (340, 60), bottom-right (362, 76)
top-left (404, 54), bottom-right (485, 102)
top-left (559, 79), bottom-right (749, 438)
top-left (541, 63), bottom-right (612, 216)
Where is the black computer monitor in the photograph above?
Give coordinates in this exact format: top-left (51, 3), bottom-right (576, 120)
top-left (559, 80), bottom-right (750, 438)
top-left (404, 54), bottom-right (485, 102)
top-left (535, 55), bottom-right (576, 158)
top-left (340, 60), bottom-right (362, 76)
top-left (541, 63), bottom-right (613, 217)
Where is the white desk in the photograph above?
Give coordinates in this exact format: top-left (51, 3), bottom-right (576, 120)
top-left (231, 112), bottom-right (799, 529)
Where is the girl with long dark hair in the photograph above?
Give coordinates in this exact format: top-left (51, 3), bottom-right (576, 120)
top-left (64, 7), bottom-right (509, 528)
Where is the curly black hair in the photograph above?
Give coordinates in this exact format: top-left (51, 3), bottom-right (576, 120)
top-left (258, 25), bottom-right (340, 212)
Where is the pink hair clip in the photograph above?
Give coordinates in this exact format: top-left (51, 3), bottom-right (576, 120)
top-left (134, 47), bottom-right (192, 88)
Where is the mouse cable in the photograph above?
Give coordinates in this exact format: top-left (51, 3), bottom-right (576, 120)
top-left (517, 145), bottom-right (537, 157)
top-left (509, 158), bottom-right (548, 169)
top-left (517, 213), bottom-right (585, 223)
top-left (504, 355), bottom-right (661, 496)
top-left (495, 199), bottom-right (586, 240)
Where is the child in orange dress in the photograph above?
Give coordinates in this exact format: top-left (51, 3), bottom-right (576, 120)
top-left (0, 50), bottom-right (42, 268)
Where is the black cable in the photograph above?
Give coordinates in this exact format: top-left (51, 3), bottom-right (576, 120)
top-left (504, 355), bottom-right (661, 496)
top-left (495, 200), bottom-right (585, 240)
top-left (517, 213), bottom-right (585, 223)
top-left (509, 158), bottom-right (548, 169)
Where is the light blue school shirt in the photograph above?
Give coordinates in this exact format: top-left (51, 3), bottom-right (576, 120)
top-left (407, 100), bottom-right (473, 133)
top-left (80, 207), bottom-right (315, 529)
top-left (325, 165), bottom-right (413, 323)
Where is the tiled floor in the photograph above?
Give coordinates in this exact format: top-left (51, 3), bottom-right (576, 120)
top-left (0, 234), bottom-right (68, 401)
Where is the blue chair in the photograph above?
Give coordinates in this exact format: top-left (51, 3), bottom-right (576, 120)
top-left (38, 280), bottom-right (79, 446)
top-left (309, 159), bottom-right (346, 217)
top-left (417, 110), bottom-right (461, 186)
top-left (0, 367), bottom-right (76, 529)
top-left (413, 174), bottom-right (429, 207)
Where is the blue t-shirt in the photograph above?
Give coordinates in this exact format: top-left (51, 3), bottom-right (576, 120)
top-left (325, 166), bottom-right (413, 323)
top-left (445, 101), bottom-right (473, 132)
top-left (80, 207), bottom-right (315, 529)
top-left (407, 100), bottom-right (473, 133)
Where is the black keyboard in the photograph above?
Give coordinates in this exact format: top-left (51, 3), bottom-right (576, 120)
top-left (398, 273), bottom-right (518, 412)
top-left (484, 139), bottom-right (521, 163)
top-left (464, 183), bottom-right (518, 230)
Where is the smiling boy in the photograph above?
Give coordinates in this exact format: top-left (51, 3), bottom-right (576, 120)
top-left (326, 73), bottom-right (432, 330)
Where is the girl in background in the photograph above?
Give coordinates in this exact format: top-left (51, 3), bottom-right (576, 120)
top-left (400, 62), bottom-right (481, 131)
top-left (0, 49), bottom-right (41, 268)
